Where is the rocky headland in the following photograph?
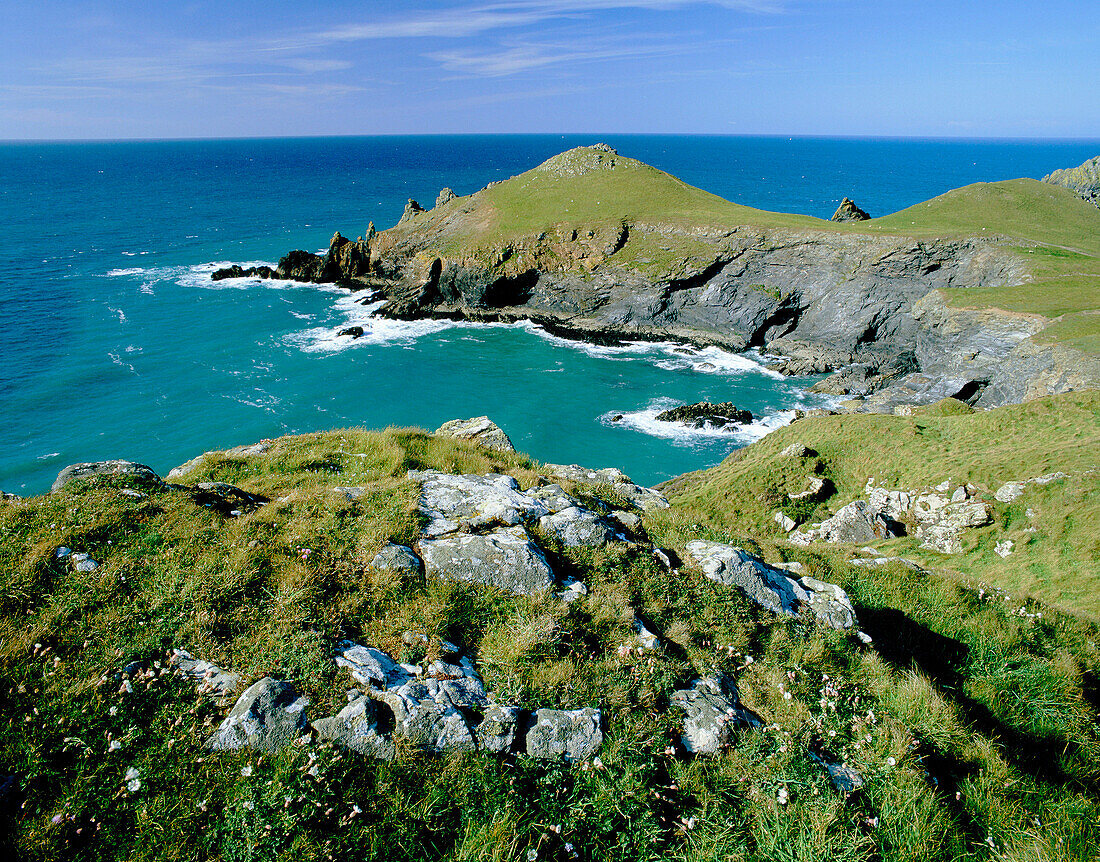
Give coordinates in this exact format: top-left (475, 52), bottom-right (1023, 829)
top-left (216, 145), bottom-right (1100, 415)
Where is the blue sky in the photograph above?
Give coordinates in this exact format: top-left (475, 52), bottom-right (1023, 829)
top-left (2, 0), bottom-right (1098, 139)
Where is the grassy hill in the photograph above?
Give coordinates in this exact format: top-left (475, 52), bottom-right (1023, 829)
top-left (2, 417), bottom-right (1099, 861)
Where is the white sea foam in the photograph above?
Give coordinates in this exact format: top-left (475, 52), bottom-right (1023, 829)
top-left (108, 306), bottom-right (127, 323)
top-left (285, 298), bottom-right (460, 353)
top-left (37, 452), bottom-right (61, 461)
top-left (600, 397), bottom-right (795, 447)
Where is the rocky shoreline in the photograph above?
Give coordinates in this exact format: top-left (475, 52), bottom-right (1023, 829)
top-left (212, 145), bottom-right (1100, 415)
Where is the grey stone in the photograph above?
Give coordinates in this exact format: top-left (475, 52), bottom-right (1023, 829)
top-left (205, 678), bottom-right (310, 752)
top-left (538, 506), bottom-right (618, 547)
top-left (435, 187), bottom-right (457, 208)
top-left (671, 676), bottom-right (755, 754)
top-left (312, 697), bottom-right (396, 759)
top-left (411, 470), bottom-right (549, 537)
top-left (913, 493), bottom-right (951, 522)
top-left (52, 460), bottom-right (163, 493)
top-left (71, 553), bottom-right (99, 573)
top-left (950, 486), bottom-right (969, 503)
top-left (419, 526), bottom-right (554, 595)
top-left (370, 543), bottom-right (422, 575)
top-left (335, 641), bottom-right (409, 688)
top-left (435, 416), bottom-right (516, 452)
top-left (818, 500), bottom-right (902, 544)
top-left (477, 705), bottom-right (522, 753)
top-left (994, 539), bottom-right (1015, 558)
top-left (995, 481), bottom-right (1026, 503)
top-left (866, 487), bottom-right (913, 521)
top-left (542, 463), bottom-right (669, 512)
top-left (780, 442), bottom-right (813, 458)
top-left (1031, 471), bottom-right (1068, 485)
top-left (528, 484), bottom-right (581, 513)
top-left (608, 510), bottom-right (643, 533)
top-left (170, 649), bottom-right (241, 697)
top-left (376, 682), bottom-right (478, 753)
top-left (917, 524), bottom-right (962, 554)
top-left (788, 476), bottom-right (826, 502)
top-left (524, 708), bottom-right (602, 762)
top-left (824, 761), bottom-right (865, 792)
top-left (774, 511), bottom-right (797, 532)
top-left (333, 486), bottom-right (368, 501)
top-left (686, 540), bottom-right (857, 629)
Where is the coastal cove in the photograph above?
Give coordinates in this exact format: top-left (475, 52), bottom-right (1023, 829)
top-left (4, 135), bottom-right (1099, 495)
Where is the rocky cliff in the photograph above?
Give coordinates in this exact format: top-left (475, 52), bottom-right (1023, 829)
top-left (1042, 155), bottom-right (1100, 207)
top-left (222, 146), bottom-right (1100, 411)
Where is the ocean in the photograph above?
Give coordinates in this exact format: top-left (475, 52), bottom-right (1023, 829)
top-left (2, 134), bottom-right (1097, 494)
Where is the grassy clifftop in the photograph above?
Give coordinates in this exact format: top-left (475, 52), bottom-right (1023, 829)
top-left (2, 408), bottom-right (1099, 861)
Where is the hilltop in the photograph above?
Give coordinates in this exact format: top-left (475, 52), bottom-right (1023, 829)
top-left (242, 145), bottom-right (1100, 413)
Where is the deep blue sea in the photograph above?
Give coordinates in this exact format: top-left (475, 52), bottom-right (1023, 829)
top-left (2, 135), bottom-right (1098, 494)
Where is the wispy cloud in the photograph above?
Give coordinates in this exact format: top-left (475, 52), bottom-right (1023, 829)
top-left (430, 37), bottom-right (693, 77)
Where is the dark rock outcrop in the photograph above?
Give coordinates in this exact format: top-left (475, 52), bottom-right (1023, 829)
top-left (655, 402), bottom-right (754, 428)
top-left (830, 197), bottom-right (871, 222)
top-left (211, 264), bottom-right (276, 281)
top-left (338, 326), bottom-right (364, 339)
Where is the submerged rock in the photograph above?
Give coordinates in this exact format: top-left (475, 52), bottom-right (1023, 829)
top-left (434, 416), bottom-right (516, 452)
top-left (211, 264), bottom-right (276, 281)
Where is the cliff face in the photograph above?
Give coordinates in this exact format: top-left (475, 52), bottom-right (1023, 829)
top-left (1042, 156), bottom-right (1100, 207)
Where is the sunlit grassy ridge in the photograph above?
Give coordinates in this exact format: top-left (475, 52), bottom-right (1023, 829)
top-left (2, 418), bottom-right (1099, 861)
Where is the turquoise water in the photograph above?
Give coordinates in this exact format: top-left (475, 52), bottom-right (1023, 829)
top-left (2, 135), bottom-right (1098, 493)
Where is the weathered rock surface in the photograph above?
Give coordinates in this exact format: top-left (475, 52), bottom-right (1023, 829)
top-left (183, 482), bottom-right (268, 516)
top-left (524, 708), bottom-right (603, 762)
top-left (370, 543), bottom-right (423, 576)
top-left (170, 649), bottom-right (241, 698)
top-left (52, 460), bottom-right (164, 493)
top-left (538, 506), bottom-right (619, 548)
top-left (477, 705), bottom-right (521, 753)
top-left (671, 675), bottom-right (758, 754)
top-left (211, 264), bottom-right (276, 281)
top-left (654, 402), bottom-right (753, 429)
top-left (418, 526), bottom-right (554, 595)
top-left (206, 678), bottom-right (310, 751)
top-left (685, 540), bottom-right (857, 629)
top-left (830, 197), bottom-right (871, 222)
top-left (543, 464), bottom-right (669, 512)
top-left (412, 470), bottom-right (549, 537)
top-left (434, 416), bottom-right (516, 452)
top-left (803, 500), bottom-right (903, 544)
top-left (312, 697), bottom-right (395, 759)
top-left (1042, 156), bottom-right (1100, 207)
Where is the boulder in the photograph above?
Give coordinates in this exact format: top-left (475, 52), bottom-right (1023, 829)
top-left (524, 708), bottom-right (602, 762)
top-left (411, 470), bottom-right (549, 537)
top-left (434, 417), bottom-right (516, 452)
top-left (830, 197), bottom-right (871, 222)
top-left (817, 500), bottom-right (902, 543)
top-left (335, 641), bottom-right (409, 688)
top-left (184, 482), bottom-right (268, 516)
top-left (811, 364), bottom-right (874, 396)
top-left (211, 264), bottom-right (276, 281)
top-left (52, 460), bottom-right (164, 493)
top-left (476, 704), bottom-right (522, 754)
top-left (542, 463), bottom-right (669, 512)
top-left (275, 249), bottom-right (325, 282)
top-left (780, 442), bottom-right (814, 458)
top-left (370, 543), bottom-right (423, 576)
top-left (671, 676), bottom-right (756, 754)
top-left (654, 401), bottom-right (753, 429)
top-left (205, 678), bottom-right (310, 752)
top-left (538, 506), bottom-right (618, 548)
top-left (435, 187), bottom-right (457, 208)
top-left (527, 483), bottom-right (582, 513)
top-left (169, 649), bottom-right (240, 698)
top-left (312, 697), bottom-right (395, 759)
top-left (686, 540), bottom-right (857, 629)
top-left (338, 326), bottom-right (364, 339)
top-left (418, 526), bottom-right (554, 595)
top-left (774, 511), bottom-right (797, 532)
top-left (866, 487), bottom-right (912, 521)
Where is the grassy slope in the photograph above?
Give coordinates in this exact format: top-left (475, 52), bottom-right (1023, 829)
top-left (2, 425), bottom-right (1099, 861)
top-left (663, 391), bottom-right (1100, 617)
top-left (395, 149), bottom-right (1100, 352)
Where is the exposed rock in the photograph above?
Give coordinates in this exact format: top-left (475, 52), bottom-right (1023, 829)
top-left (774, 511), bottom-right (797, 532)
top-left (685, 540), bottom-right (857, 629)
top-left (994, 539), bottom-right (1015, 559)
top-left (654, 402), bottom-right (753, 429)
top-left (411, 470), bottom-right (549, 537)
top-left (52, 460), bottom-right (164, 493)
top-left (435, 187), bottom-right (457, 208)
top-left (559, 577), bottom-right (588, 603)
top-left (335, 641), bottom-right (409, 688)
top-left (338, 326), bottom-right (364, 339)
top-left (609, 509), bottom-right (644, 535)
top-left (780, 442), bottom-right (814, 458)
top-left (205, 678), bottom-right (310, 752)
top-left (817, 500), bottom-right (903, 544)
top-left (528, 483), bottom-right (581, 513)
top-left (434, 416), bottom-right (516, 452)
top-left (1, 491), bottom-right (19, 502)
top-left (866, 487), bottom-right (912, 521)
top-left (849, 556), bottom-right (928, 574)
top-left (916, 524), bottom-right (962, 554)
top-left (170, 649), bottom-right (241, 698)
top-left (543, 463), bottom-right (669, 512)
top-left (398, 199), bottom-right (425, 224)
top-left (332, 486), bottom-right (368, 501)
top-left (370, 543), bottom-right (423, 576)
top-left (375, 680), bottom-right (479, 754)
top-left (524, 708), bottom-right (602, 762)
top-left (1031, 471), bottom-right (1069, 485)
top-left (538, 506), bottom-right (619, 548)
top-left (418, 526), bottom-right (554, 595)
top-left (211, 264), bottom-right (276, 281)
top-left (184, 482), bottom-right (268, 516)
top-left (477, 704), bottom-right (522, 753)
top-left (275, 249), bottom-right (325, 282)
top-left (167, 440), bottom-right (275, 480)
top-left (915, 501), bottom-right (991, 554)
top-left (1042, 156), bottom-right (1100, 207)
top-left (788, 475), bottom-right (827, 502)
top-left (56, 547), bottom-right (100, 572)
top-left (321, 232), bottom-right (372, 282)
top-left (312, 697), bottom-right (395, 759)
top-left (830, 197), bottom-right (871, 222)
top-left (812, 364), bottom-right (875, 396)
top-left (671, 675), bottom-right (758, 754)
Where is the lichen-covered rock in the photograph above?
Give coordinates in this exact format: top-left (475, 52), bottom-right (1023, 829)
top-left (817, 500), bottom-right (902, 543)
top-left (370, 543), bottom-right (423, 576)
top-left (1042, 156), bottom-right (1100, 207)
top-left (170, 649), bottom-right (240, 698)
top-left (411, 470), bottom-right (549, 537)
top-left (527, 484), bottom-right (581, 513)
top-left (538, 506), bottom-right (618, 548)
top-left (434, 417), bottom-right (516, 452)
top-left (312, 697), bottom-right (396, 759)
top-left (335, 641), bottom-right (409, 688)
top-left (830, 197), bottom-right (871, 221)
top-left (671, 676), bottom-right (756, 754)
top-left (542, 463), bottom-right (669, 512)
top-left (686, 540), bottom-right (857, 629)
top-left (994, 481), bottom-right (1026, 503)
top-left (654, 402), bottom-right (753, 429)
top-left (524, 708), bottom-right (602, 762)
top-left (418, 526), bottom-right (554, 595)
top-left (788, 475), bottom-right (827, 502)
top-left (477, 705), bottom-right (522, 753)
top-left (435, 187), bottom-right (457, 208)
top-left (774, 511), bottom-right (797, 532)
top-left (205, 678), bottom-right (309, 752)
top-left (52, 460), bottom-right (164, 493)
top-left (184, 482), bottom-right (268, 516)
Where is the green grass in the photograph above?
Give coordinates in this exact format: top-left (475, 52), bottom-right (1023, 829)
top-left (1, 421), bottom-right (1099, 861)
